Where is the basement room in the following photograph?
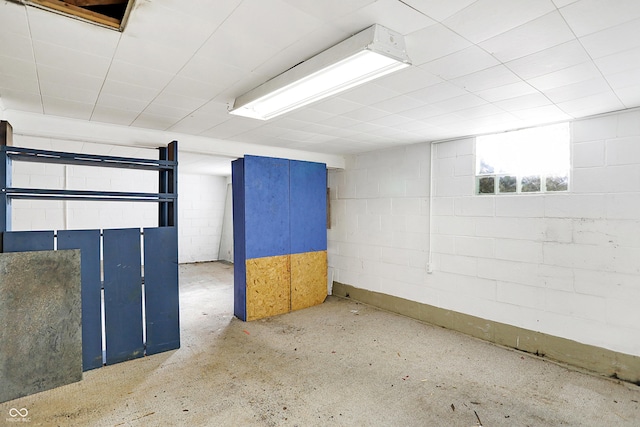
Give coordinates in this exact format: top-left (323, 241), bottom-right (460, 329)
top-left (0, 0), bottom-right (639, 425)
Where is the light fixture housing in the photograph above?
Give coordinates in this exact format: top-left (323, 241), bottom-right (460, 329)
top-left (229, 24), bottom-right (411, 120)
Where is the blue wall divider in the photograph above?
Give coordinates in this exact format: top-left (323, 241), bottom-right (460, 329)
top-left (58, 229), bottom-right (102, 371)
top-left (144, 227), bottom-right (180, 355)
top-left (103, 228), bottom-right (144, 365)
top-left (3, 230), bottom-right (54, 252)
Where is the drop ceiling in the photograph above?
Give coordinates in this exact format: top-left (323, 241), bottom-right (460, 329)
top-left (1, 0), bottom-right (639, 161)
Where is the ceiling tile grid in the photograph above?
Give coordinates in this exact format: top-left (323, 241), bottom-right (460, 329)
top-left (0, 0), bottom-right (639, 158)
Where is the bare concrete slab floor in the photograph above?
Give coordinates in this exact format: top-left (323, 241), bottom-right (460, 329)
top-left (1, 262), bottom-right (638, 426)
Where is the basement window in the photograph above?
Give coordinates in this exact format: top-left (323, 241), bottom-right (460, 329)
top-left (21, 0), bottom-right (134, 31)
top-left (475, 123), bottom-right (570, 195)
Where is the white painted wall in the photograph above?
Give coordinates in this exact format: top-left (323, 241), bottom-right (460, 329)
top-left (178, 173), bottom-right (227, 263)
top-left (9, 134), bottom-right (227, 263)
top-left (328, 109), bottom-right (640, 357)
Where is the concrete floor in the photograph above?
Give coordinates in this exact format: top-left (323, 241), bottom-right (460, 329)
top-left (1, 261), bottom-right (639, 426)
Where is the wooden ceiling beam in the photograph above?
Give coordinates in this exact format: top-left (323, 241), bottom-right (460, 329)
top-left (29, 0), bottom-right (121, 28)
top-left (64, 0), bottom-right (127, 6)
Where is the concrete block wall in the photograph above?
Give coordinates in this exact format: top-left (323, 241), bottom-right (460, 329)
top-left (328, 109), bottom-right (640, 358)
top-left (328, 143), bottom-right (431, 300)
top-left (9, 135), bottom-right (226, 263)
top-left (178, 173), bottom-right (227, 263)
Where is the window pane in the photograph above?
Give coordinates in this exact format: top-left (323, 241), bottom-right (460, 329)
top-left (478, 177), bottom-right (495, 194)
top-left (521, 175), bottom-right (541, 192)
top-left (499, 176), bottom-right (516, 193)
top-left (546, 175), bottom-right (568, 191)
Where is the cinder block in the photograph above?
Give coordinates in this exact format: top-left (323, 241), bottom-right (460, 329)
top-left (454, 236), bottom-right (495, 258)
top-left (572, 114), bottom-right (617, 142)
top-left (544, 194), bottom-right (606, 219)
top-left (454, 195), bottom-right (494, 216)
top-left (495, 195), bottom-right (544, 217)
top-left (573, 140), bottom-right (605, 168)
top-left (495, 238), bottom-right (543, 263)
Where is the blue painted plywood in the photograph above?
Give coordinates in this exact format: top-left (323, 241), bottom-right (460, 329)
top-left (290, 160), bottom-right (327, 254)
top-left (232, 158), bottom-right (247, 320)
top-left (103, 228), bottom-right (144, 364)
top-left (244, 155), bottom-right (290, 259)
top-left (57, 229), bottom-right (102, 371)
top-left (3, 230), bottom-right (54, 252)
top-left (143, 227), bottom-right (180, 355)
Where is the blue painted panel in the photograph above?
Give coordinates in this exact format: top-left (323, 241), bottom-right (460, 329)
top-left (143, 227), bottom-right (180, 355)
top-left (290, 160), bottom-right (327, 254)
top-left (244, 155), bottom-right (290, 259)
top-left (3, 230), bottom-right (54, 252)
top-left (232, 158), bottom-right (246, 321)
top-left (103, 228), bottom-right (144, 364)
top-left (58, 229), bottom-right (102, 371)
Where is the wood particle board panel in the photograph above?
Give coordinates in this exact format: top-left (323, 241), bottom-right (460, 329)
top-left (245, 255), bottom-right (291, 321)
top-left (0, 250), bottom-right (82, 403)
top-left (291, 251), bottom-right (327, 311)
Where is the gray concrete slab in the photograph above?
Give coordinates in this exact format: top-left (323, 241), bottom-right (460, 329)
top-left (1, 261), bottom-right (638, 426)
top-left (0, 250), bottom-right (82, 404)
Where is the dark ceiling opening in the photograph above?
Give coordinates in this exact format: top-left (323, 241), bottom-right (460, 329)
top-left (24, 0), bottom-right (133, 30)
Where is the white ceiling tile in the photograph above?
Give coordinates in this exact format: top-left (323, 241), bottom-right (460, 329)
top-left (0, 72), bottom-right (39, 94)
top-left (160, 0), bottom-right (242, 24)
top-left (0, 2), bottom-right (30, 37)
top-left (614, 84), bottom-right (640, 108)
top-left (552, 0), bottom-right (578, 7)
top-left (559, 0), bottom-right (640, 37)
top-left (0, 56), bottom-right (37, 83)
top-left (42, 97), bottom-right (93, 120)
top-left (451, 65), bottom-right (522, 93)
top-left (580, 17), bottom-right (640, 59)
top-left (311, 97), bottom-right (364, 116)
top-left (106, 60), bottom-right (174, 91)
top-left (223, 0), bottom-right (324, 50)
top-left (177, 57), bottom-right (248, 91)
top-left (0, 32), bottom-right (34, 62)
top-left (130, 113), bottom-right (180, 131)
top-left (196, 26), bottom-right (281, 75)
top-left (37, 65), bottom-right (103, 92)
top-left (405, 23), bottom-right (472, 65)
top-left (595, 46), bottom-right (640, 75)
top-left (475, 81), bottom-right (538, 102)
top-left (371, 95), bottom-right (426, 114)
top-left (152, 92), bottom-right (208, 113)
top-left (27, 6), bottom-right (120, 58)
top-left (432, 93), bottom-right (488, 112)
top-left (125, 4), bottom-right (215, 52)
top-left (90, 106), bottom-right (139, 127)
top-left (282, 0), bottom-right (377, 21)
top-left (528, 61), bottom-right (601, 91)
top-left (341, 106), bottom-right (389, 122)
top-left (40, 80), bottom-right (99, 105)
top-left (332, 0), bottom-right (436, 34)
top-left (556, 91), bottom-right (624, 116)
top-left (0, 89), bottom-right (42, 113)
top-left (541, 77), bottom-right (612, 103)
top-left (114, 35), bottom-right (193, 75)
top-left (479, 11), bottom-right (574, 62)
top-left (340, 83), bottom-right (401, 105)
top-left (493, 92), bottom-right (553, 111)
top-left (375, 67), bottom-right (443, 93)
top-left (406, 81), bottom-right (468, 103)
top-left (98, 80), bottom-right (158, 105)
top-left (421, 46), bottom-right (500, 80)
top-left (511, 104), bottom-right (573, 122)
top-left (142, 103), bottom-right (192, 121)
top-left (167, 111), bottom-right (229, 135)
top-left (400, 0), bottom-right (479, 21)
top-left (505, 40), bottom-right (591, 80)
top-left (159, 77), bottom-right (223, 104)
top-left (604, 67), bottom-right (640, 90)
top-left (32, 41), bottom-right (111, 77)
top-left (397, 104), bottom-right (446, 120)
top-left (443, 0), bottom-right (556, 43)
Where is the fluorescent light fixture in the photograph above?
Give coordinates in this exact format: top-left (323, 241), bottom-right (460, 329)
top-left (229, 24), bottom-right (411, 120)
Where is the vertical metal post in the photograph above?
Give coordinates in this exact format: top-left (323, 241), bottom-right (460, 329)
top-left (168, 140), bottom-right (178, 228)
top-left (0, 121), bottom-right (13, 237)
top-left (158, 146), bottom-right (168, 227)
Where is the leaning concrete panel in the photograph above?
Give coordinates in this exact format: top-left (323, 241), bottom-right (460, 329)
top-left (0, 250), bottom-right (82, 403)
